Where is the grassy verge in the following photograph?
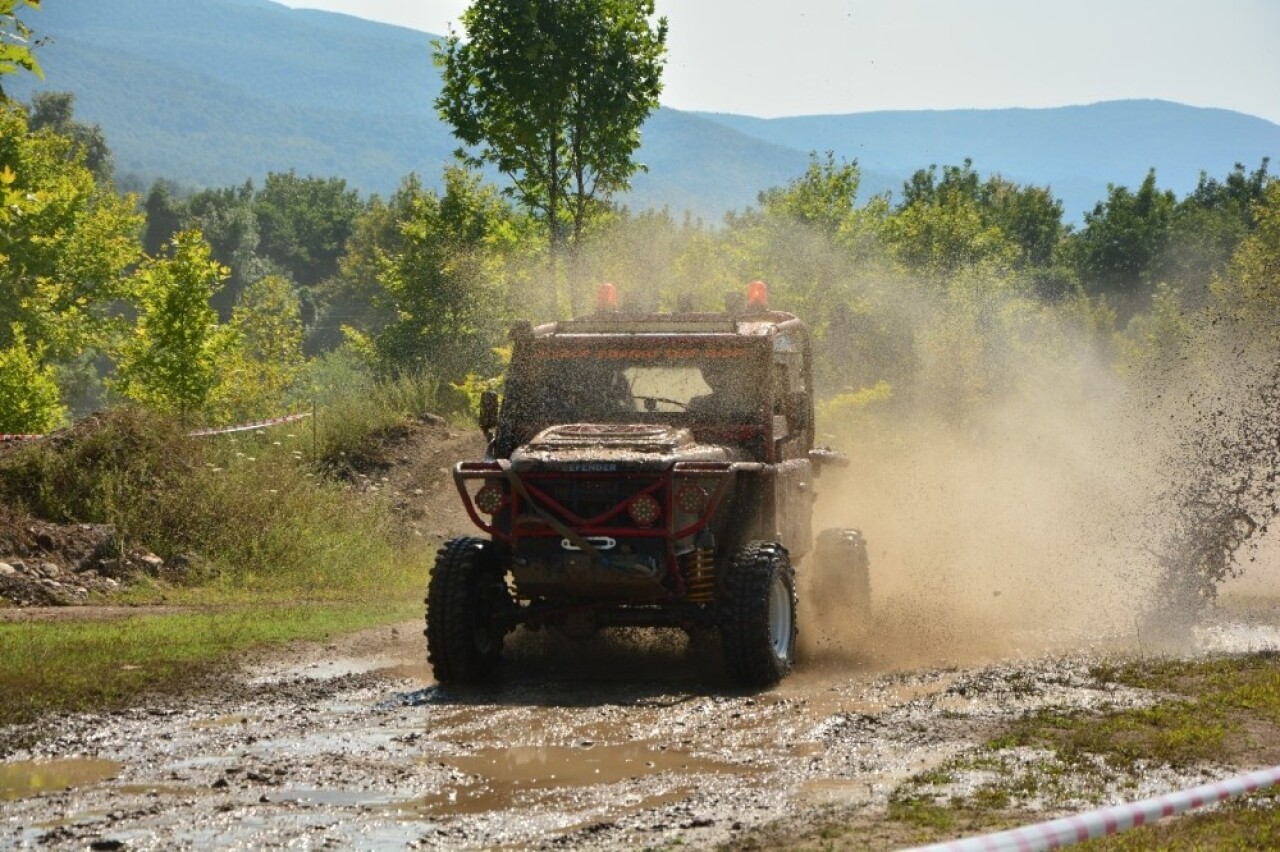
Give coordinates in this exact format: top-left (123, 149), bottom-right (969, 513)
top-left (0, 380), bottom-right (451, 730)
top-left (0, 599), bottom-right (421, 730)
top-left (888, 652), bottom-right (1280, 847)
top-left (730, 651), bottom-right (1280, 850)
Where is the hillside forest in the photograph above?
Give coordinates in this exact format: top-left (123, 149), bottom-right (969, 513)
top-left (2, 89), bottom-right (1275, 435)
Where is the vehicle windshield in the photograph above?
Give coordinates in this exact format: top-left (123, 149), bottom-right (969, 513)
top-left (516, 350), bottom-right (764, 425)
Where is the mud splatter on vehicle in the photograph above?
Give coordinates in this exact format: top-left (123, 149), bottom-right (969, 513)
top-left (429, 282), bottom-right (870, 688)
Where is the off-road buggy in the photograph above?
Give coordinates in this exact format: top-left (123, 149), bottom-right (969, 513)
top-left (426, 282), bottom-right (869, 688)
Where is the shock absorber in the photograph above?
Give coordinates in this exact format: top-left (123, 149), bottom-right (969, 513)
top-left (683, 548), bottom-right (716, 603)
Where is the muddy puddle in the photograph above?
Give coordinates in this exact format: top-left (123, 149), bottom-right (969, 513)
top-left (0, 758), bottom-right (121, 801)
top-left (2, 607), bottom-right (1279, 850)
top-left (406, 743), bottom-right (747, 817)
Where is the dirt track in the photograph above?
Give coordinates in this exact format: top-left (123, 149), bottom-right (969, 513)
top-left (4, 600), bottom-right (1279, 850)
top-left (5, 421), bottom-right (1279, 849)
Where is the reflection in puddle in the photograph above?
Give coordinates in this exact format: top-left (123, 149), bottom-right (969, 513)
top-left (799, 777), bottom-right (876, 804)
top-left (190, 714), bottom-right (251, 730)
top-left (0, 758), bottom-right (122, 801)
top-left (405, 743), bottom-right (746, 816)
top-left (272, 788), bottom-right (400, 807)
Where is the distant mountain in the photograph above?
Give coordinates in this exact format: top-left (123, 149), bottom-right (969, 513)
top-left (7, 0), bottom-right (1278, 222)
top-left (696, 102), bottom-right (1280, 219)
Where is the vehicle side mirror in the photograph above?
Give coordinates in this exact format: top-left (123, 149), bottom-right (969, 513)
top-left (478, 390), bottom-right (500, 433)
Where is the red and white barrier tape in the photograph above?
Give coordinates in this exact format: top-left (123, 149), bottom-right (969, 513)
top-left (187, 411), bottom-right (312, 437)
top-left (3, 413), bottom-right (312, 442)
top-left (907, 765), bottom-right (1280, 852)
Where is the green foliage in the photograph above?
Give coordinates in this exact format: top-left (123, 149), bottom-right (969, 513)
top-left (757, 150), bottom-right (862, 237)
top-left (0, 0), bottom-right (41, 98)
top-left (212, 274), bottom-right (305, 424)
top-left (816, 380), bottom-right (893, 429)
top-left (142, 178), bottom-right (184, 256)
top-left (883, 160), bottom-right (1030, 283)
top-left (0, 602), bottom-right (419, 725)
top-left (0, 406), bottom-right (426, 594)
top-left (1158, 161), bottom-right (1270, 296)
top-left (303, 361), bottom-right (447, 465)
top-left (1212, 180), bottom-right (1280, 342)
top-left (452, 346), bottom-right (511, 419)
top-left (181, 181), bottom-right (259, 316)
top-left (1071, 168), bottom-right (1177, 307)
top-left (0, 324), bottom-right (62, 432)
top-left (307, 174), bottom-right (424, 354)
top-left (436, 0), bottom-right (668, 314)
top-left (112, 231), bottom-right (237, 418)
top-left (0, 100), bottom-right (143, 363)
top-left (369, 166), bottom-right (522, 381)
top-left (253, 170), bottom-right (362, 289)
top-left (27, 91), bottom-right (112, 182)
top-left (0, 406), bottom-right (192, 527)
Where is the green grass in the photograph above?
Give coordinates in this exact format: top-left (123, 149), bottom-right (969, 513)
top-left (0, 398), bottom-right (448, 730)
top-left (865, 652), bottom-right (1280, 849)
top-left (0, 600), bottom-right (420, 730)
top-left (989, 700), bottom-right (1234, 768)
top-left (1077, 789), bottom-right (1280, 850)
top-left (0, 406), bottom-right (436, 599)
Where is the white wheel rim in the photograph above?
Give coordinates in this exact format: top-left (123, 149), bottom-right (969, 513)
top-left (768, 575), bottom-right (793, 661)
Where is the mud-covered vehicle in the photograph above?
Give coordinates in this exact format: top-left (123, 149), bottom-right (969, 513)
top-left (427, 283), bottom-right (869, 688)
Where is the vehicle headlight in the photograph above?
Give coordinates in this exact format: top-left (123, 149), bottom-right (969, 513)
top-left (676, 484), bottom-right (709, 514)
top-left (474, 483), bottom-right (506, 515)
top-left (627, 493), bottom-right (662, 527)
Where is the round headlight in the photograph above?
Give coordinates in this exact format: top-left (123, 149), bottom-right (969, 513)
top-left (474, 483), bottom-right (506, 515)
top-left (627, 493), bottom-right (662, 527)
top-left (676, 484), bottom-right (709, 514)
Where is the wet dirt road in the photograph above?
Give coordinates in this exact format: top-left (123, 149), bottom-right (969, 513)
top-left (4, 609), bottom-right (1279, 851)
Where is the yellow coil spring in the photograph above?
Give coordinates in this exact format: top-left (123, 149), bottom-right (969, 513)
top-left (683, 548), bottom-right (716, 603)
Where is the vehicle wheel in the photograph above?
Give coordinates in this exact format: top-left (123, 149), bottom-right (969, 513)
top-left (718, 541), bottom-right (797, 688)
top-left (813, 528), bottom-right (871, 623)
top-left (425, 537), bottom-right (511, 684)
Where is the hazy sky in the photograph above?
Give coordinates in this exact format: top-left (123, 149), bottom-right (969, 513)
top-left (279, 0), bottom-right (1280, 124)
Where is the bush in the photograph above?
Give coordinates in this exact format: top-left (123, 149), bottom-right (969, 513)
top-left (0, 407), bottom-right (425, 599)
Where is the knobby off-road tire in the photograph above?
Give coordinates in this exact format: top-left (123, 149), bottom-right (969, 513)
top-left (718, 541), bottom-right (797, 689)
top-left (813, 527), bottom-right (871, 624)
top-left (425, 537), bottom-right (511, 684)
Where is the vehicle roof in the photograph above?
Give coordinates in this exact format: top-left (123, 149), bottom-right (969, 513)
top-left (527, 309), bottom-right (806, 339)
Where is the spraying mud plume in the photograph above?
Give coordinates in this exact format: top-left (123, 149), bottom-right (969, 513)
top-left (796, 278), bottom-right (1279, 669)
top-left (564, 171), bottom-right (1280, 674)
top-left (1141, 345), bottom-right (1280, 629)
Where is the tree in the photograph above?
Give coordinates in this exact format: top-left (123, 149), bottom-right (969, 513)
top-left (0, 0), bottom-right (41, 100)
top-left (367, 166), bottom-right (521, 381)
top-left (112, 231), bottom-right (236, 418)
top-left (308, 174), bottom-right (425, 354)
top-left (1212, 180), bottom-right (1280, 343)
top-left (436, 0), bottom-right (667, 315)
top-left (885, 160), bottom-right (1066, 286)
top-left (184, 181), bottom-right (259, 318)
top-left (1070, 169), bottom-right (1176, 310)
top-left (213, 274), bottom-right (305, 423)
top-left (1160, 159), bottom-right (1271, 297)
top-left (882, 166), bottom-right (1016, 284)
top-left (0, 324), bottom-right (62, 432)
top-left (253, 171), bottom-right (362, 289)
top-left (27, 91), bottom-right (113, 182)
top-left (0, 101), bottom-right (141, 364)
top-left (143, 179), bottom-right (186, 256)
top-left (757, 151), bottom-right (861, 237)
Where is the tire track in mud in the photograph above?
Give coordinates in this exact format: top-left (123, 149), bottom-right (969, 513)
top-left (6, 606), bottom-right (1279, 851)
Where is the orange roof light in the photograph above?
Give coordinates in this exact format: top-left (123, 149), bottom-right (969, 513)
top-left (596, 282), bottom-right (619, 312)
top-left (746, 280), bottom-right (769, 311)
